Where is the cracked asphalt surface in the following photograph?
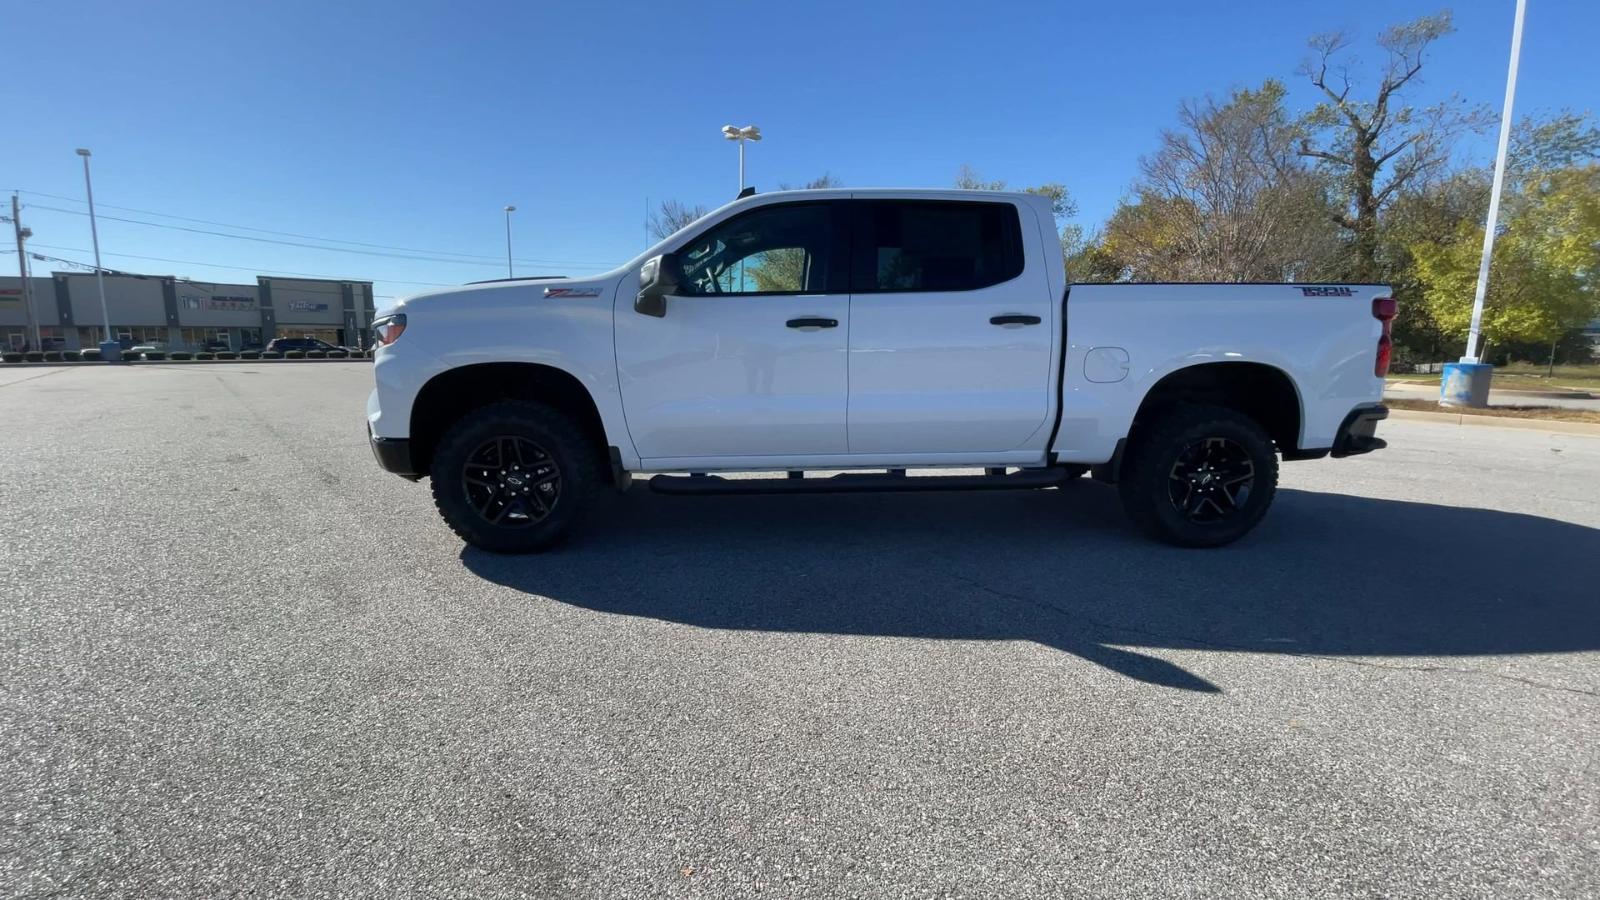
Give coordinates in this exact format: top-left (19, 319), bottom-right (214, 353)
top-left (3, 363), bottom-right (1598, 898)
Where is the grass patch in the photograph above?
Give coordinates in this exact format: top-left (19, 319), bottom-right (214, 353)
top-left (1387, 397), bottom-right (1600, 424)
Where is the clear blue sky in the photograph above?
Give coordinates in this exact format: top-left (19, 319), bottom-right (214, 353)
top-left (7, 0), bottom-right (1598, 301)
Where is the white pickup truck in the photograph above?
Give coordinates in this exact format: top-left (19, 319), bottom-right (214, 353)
top-left (367, 188), bottom-right (1391, 551)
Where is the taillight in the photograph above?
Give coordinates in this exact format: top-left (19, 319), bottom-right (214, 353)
top-left (1372, 297), bottom-right (1397, 377)
top-left (372, 314), bottom-right (406, 347)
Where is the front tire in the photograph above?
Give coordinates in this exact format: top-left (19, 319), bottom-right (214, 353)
top-left (429, 401), bottom-right (602, 553)
top-left (1118, 404), bottom-right (1278, 548)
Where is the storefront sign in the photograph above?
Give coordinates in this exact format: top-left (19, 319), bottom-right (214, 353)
top-left (0, 288), bottom-right (21, 306)
top-left (286, 300), bottom-right (330, 312)
top-left (181, 293), bottom-right (256, 311)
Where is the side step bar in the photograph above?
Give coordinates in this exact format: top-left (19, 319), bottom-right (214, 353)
top-left (648, 467), bottom-right (1075, 496)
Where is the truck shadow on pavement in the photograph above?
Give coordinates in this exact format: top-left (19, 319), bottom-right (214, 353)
top-left (461, 483), bottom-right (1600, 693)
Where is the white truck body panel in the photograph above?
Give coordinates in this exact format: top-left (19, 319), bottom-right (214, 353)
top-left (1053, 284), bottom-right (1389, 463)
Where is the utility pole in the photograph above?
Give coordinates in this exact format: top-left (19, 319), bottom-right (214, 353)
top-left (503, 205), bottom-right (516, 279)
top-left (10, 194), bottom-right (40, 350)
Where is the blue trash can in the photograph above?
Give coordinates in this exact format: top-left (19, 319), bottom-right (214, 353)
top-left (1440, 362), bottom-right (1493, 408)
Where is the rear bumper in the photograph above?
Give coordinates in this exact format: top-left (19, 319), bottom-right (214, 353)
top-left (369, 426), bottom-right (421, 480)
top-left (1331, 404), bottom-right (1388, 458)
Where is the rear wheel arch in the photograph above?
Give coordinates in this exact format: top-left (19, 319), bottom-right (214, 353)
top-left (408, 362), bottom-right (610, 477)
top-left (1129, 361), bottom-right (1302, 456)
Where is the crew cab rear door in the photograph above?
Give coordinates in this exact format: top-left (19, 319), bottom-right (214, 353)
top-left (844, 197), bottom-right (1055, 453)
top-left (614, 200), bottom-right (853, 459)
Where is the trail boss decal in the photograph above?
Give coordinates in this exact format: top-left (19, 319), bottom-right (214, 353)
top-left (544, 287), bottom-right (603, 298)
top-left (1299, 286), bottom-right (1354, 297)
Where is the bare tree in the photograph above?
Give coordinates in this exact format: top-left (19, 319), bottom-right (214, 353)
top-left (777, 173), bottom-right (844, 190)
top-left (1117, 80), bottom-right (1341, 281)
top-left (1297, 11), bottom-right (1487, 279)
top-left (648, 199), bottom-right (709, 241)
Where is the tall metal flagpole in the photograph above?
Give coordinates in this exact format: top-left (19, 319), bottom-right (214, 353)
top-left (1464, 0), bottom-right (1527, 363)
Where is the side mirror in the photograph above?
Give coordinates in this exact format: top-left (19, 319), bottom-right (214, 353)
top-left (635, 253), bottom-right (678, 318)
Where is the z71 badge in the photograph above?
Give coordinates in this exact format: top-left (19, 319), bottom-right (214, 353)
top-left (1299, 286), bottom-right (1354, 297)
top-left (543, 287), bottom-right (603, 298)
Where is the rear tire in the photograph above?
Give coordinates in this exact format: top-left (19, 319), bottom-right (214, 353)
top-left (429, 400), bottom-right (603, 553)
top-left (1118, 403), bottom-right (1278, 547)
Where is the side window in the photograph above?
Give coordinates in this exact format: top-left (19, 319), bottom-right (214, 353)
top-left (855, 201), bottom-right (1023, 292)
top-left (676, 203), bottom-right (838, 296)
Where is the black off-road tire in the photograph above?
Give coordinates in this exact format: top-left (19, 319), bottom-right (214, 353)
top-left (429, 400), bottom-right (604, 553)
top-left (1118, 403), bottom-right (1278, 548)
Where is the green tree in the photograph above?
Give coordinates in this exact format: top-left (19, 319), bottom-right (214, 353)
top-left (1375, 170), bottom-right (1489, 358)
top-left (1411, 165), bottom-right (1600, 353)
top-left (1297, 11), bottom-right (1488, 280)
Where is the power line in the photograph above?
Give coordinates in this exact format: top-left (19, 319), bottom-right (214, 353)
top-left (26, 203), bottom-right (613, 269)
top-left (19, 191), bottom-right (614, 268)
top-left (8, 248), bottom-right (387, 300)
top-left (15, 243), bottom-right (439, 293)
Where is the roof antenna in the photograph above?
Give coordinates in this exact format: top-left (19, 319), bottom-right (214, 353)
top-left (736, 186), bottom-right (756, 199)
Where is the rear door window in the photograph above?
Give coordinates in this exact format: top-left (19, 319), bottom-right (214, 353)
top-left (852, 200), bottom-right (1024, 292)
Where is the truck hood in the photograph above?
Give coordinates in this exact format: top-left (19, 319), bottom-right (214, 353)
top-left (384, 272), bottom-right (624, 317)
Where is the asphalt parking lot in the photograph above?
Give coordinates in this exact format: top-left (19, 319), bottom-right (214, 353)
top-left (3, 364), bottom-right (1598, 898)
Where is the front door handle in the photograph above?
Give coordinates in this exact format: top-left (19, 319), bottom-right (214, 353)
top-left (990, 314), bottom-right (1042, 326)
top-left (786, 317), bottom-right (839, 329)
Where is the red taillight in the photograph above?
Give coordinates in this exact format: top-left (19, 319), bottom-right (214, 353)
top-left (373, 313), bottom-right (406, 347)
top-left (1372, 297), bottom-right (1396, 376)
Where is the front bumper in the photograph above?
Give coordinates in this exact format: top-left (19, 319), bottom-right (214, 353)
top-left (1331, 404), bottom-right (1388, 458)
top-left (369, 426), bottom-right (421, 479)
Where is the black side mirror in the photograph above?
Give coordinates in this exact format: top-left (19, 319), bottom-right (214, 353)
top-left (635, 253), bottom-right (679, 318)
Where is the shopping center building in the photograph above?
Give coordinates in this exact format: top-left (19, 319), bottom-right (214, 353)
top-left (0, 272), bottom-right (376, 352)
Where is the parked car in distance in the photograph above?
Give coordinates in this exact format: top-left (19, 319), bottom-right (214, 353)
top-left (367, 188), bottom-right (1392, 553)
top-left (127, 341), bottom-right (168, 356)
top-left (265, 337), bottom-right (348, 354)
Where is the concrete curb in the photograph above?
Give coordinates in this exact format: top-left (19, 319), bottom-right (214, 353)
top-left (1389, 407), bottom-right (1600, 436)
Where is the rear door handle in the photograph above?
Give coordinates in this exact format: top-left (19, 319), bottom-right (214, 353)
top-left (786, 317), bottom-right (839, 329)
top-left (990, 314), bottom-right (1042, 326)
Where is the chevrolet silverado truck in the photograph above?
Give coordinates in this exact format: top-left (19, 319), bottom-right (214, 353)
top-left (367, 188), bottom-right (1391, 551)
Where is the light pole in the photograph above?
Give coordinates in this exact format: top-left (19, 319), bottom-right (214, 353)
top-left (1442, 0), bottom-right (1526, 407)
top-left (76, 148), bottom-right (117, 359)
top-left (503, 205), bottom-right (516, 279)
top-left (721, 124), bottom-right (762, 191)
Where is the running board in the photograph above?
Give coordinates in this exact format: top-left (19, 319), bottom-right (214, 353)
top-left (648, 467), bottom-right (1074, 496)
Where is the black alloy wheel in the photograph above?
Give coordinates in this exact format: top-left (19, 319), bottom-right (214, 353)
top-left (462, 436), bottom-right (561, 526)
top-left (1167, 436), bottom-right (1255, 523)
top-left (1118, 403), bottom-right (1279, 548)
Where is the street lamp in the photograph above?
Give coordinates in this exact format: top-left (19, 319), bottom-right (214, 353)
top-left (503, 205), bottom-right (516, 279)
top-left (721, 124), bottom-right (762, 191)
top-left (76, 148), bottom-right (118, 359)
